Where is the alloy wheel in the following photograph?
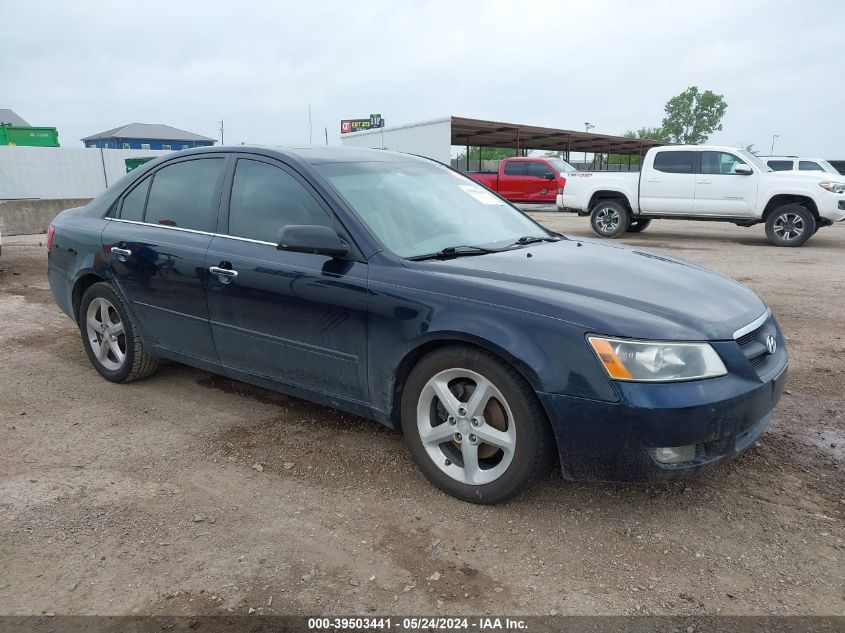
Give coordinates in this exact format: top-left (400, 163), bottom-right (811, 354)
top-left (772, 212), bottom-right (805, 241)
top-left (85, 297), bottom-right (126, 371)
top-left (416, 368), bottom-right (516, 485)
top-left (596, 207), bottom-right (620, 233)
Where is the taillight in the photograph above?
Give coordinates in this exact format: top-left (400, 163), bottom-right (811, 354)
top-left (46, 225), bottom-right (56, 252)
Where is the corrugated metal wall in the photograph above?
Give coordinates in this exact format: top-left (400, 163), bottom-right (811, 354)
top-left (0, 147), bottom-right (171, 200)
top-left (339, 118), bottom-right (452, 164)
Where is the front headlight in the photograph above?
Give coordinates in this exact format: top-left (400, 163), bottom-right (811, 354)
top-left (819, 181), bottom-right (845, 194)
top-left (587, 336), bottom-right (727, 382)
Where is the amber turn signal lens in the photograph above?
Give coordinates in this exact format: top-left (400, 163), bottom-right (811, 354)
top-left (588, 337), bottom-right (633, 379)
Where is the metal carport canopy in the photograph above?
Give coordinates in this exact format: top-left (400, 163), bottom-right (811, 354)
top-left (450, 116), bottom-right (665, 155)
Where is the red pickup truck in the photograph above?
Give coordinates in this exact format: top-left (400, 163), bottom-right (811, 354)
top-left (467, 157), bottom-right (576, 203)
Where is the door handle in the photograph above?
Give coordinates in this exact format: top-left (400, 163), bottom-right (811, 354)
top-left (697, 179), bottom-right (712, 184)
top-left (209, 266), bottom-right (238, 279)
top-left (110, 246), bottom-right (132, 261)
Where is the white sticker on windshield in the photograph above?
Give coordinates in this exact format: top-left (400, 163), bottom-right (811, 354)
top-left (458, 185), bottom-right (504, 205)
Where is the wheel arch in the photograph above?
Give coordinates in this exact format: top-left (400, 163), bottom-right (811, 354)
top-left (388, 333), bottom-right (544, 431)
top-left (762, 194), bottom-right (819, 221)
top-left (588, 190), bottom-right (634, 215)
top-left (71, 271), bottom-right (109, 321)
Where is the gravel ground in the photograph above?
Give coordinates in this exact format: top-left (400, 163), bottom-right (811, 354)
top-left (0, 217), bottom-right (843, 617)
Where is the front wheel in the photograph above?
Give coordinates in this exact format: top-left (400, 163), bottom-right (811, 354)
top-left (401, 346), bottom-right (554, 504)
top-left (626, 218), bottom-right (652, 233)
top-left (590, 201), bottom-right (630, 238)
top-left (764, 204), bottom-right (816, 247)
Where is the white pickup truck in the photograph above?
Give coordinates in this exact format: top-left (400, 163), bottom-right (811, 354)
top-left (558, 145), bottom-right (845, 246)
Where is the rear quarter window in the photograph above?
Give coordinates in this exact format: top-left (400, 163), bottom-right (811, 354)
top-left (119, 178), bottom-right (150, 222)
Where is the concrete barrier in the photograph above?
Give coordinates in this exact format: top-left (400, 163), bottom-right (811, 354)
top-left (0, 198), bottom-right (92, 236)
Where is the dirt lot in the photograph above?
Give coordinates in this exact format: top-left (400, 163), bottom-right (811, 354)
top-left (1, 216), bottom-right (843, 617)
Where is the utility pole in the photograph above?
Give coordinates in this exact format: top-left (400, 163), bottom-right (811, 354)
top-left (584, 122), bottom-right (595, 165)
top-left (308, 104), bottom-right (313, 145)
top-left (324, 127), bottom-right (328, 145)
top-left (770, 134), bottom-right (779, 155)
top-left (219, 120), bottom-right (224, 145)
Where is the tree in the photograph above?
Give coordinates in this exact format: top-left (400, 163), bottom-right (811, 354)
top-left (660, 86), bottom-right (727, 145)
top-left (623, 127), bottom-right (670, 142)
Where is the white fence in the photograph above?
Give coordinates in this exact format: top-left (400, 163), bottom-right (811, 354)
top-left (0, 147), bottom-right (172, 200)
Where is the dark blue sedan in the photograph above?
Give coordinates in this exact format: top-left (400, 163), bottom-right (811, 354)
top-left (47, 146), bottom-right (787, 503)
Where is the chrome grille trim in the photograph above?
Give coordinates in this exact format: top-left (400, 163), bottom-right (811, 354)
top-left (733, 309), bottom-right (771, 340)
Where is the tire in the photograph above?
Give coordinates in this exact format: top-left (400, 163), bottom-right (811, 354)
top-left (79, 282), bottom-right (158, 383)
top-left (590, 200), bottom-right (630, 238)
top-left (764, 204), bottom-right (816, 247)
top-left (401, 345), bottom-right (555, 504)
top-left (626, 219), bottom-right (652, 233)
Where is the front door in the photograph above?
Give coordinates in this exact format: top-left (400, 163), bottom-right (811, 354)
top-left (639, 150), bottom-right (696, 214)
top-left (204, 156), bottom-right (369, 401)
top-left (692, 151), bottom-right (758, 217)
top-left (523, 161), bottom-right (557, 202)
top-left (101, 155), bottom-right (227, 361)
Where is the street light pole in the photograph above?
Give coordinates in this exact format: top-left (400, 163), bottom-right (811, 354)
top-left (584, 122), bottom-right (595, 166)
top-left (770, 134), bottom-right (779, 155)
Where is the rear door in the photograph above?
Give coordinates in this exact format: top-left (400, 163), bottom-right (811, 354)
top-left (204, 155), bottom-right (369, 401)
top-left (101, 155), bottom-right (227, 361)
top-left (639, 150), bottom-right (696, 214)
top-left (692, 151), bottom-right (758, 217)
top-left (497, 160), bottom-right (527, 200)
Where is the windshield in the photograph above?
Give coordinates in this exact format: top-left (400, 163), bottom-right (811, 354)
top-left (547, 158), bottom-right (577, 173)
top-left (737, 150), bottom-right (772, 172)
top-left (818, 160), bottom-right (839, 175)
top-left (315, 161), bottom-right (552, 258)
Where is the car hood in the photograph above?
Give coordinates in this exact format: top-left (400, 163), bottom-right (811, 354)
top-left (409, 238), bottom-right (767, 341)
top-left (761, 170), bottom-right (845, 184)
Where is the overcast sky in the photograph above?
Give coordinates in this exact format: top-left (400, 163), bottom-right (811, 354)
top-left (3, 0), bottom-right (843, 157)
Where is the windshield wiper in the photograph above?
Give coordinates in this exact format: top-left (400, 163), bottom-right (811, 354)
top-left (407, 245), bottom-right (505, 261)
top-left (510, 235), bottom-right (562, 246)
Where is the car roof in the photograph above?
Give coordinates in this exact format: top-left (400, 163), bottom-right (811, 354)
top-left (168, 144), bottom-right (431, 165)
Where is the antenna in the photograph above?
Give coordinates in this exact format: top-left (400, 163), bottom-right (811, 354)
top-left (219, 120), bottom-right (224, 145)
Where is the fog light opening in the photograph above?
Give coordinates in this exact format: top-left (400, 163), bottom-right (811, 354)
top-left (650, 445), bottom-right (696, 465)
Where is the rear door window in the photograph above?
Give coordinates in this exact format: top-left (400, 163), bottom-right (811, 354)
top-left (144, 158), bottom-right (224, 232)
top-left (653, 151), bottom-right (695, 174)
top-left (503, 161), bottom-right (526, 176)
top-left (119, 178), bottom-right (150, 222)
top-left (227, 159), bottom-right (332, 242)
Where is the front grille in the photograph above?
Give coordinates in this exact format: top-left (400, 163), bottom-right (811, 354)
top-left (734, 315), bottom-right (775, 374)
top-left (749, 354), bottom-right (767, 368)
top-left (736, 325), bottom-right (764, 349)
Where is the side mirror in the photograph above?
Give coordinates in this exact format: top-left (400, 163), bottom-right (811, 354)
top-left (276, 225), bottom-right (349, 258)
top-left (734, 164), bottom-right (753, 175)
top-left (543, 172), bottom-right (556, 180)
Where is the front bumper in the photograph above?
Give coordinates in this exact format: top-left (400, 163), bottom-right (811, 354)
top-left (820, 195), bottom-right (845, 222)
top-left (538, 355), bottom-right (787, 482)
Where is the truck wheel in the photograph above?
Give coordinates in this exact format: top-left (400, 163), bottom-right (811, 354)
top-left (626, 219), bottom-right (652, 233)
top-left (764, 204), bottom-right (816, 247)
top-left (590, 201), bottom-right (630, 238)
top-left (401, 345), bottom-right (555, 504)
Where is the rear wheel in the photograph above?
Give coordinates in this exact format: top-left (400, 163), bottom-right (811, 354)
top-left (79, 282), bottom-right (158, 383)
top-left (626, 219), bottom-right (652, 233)
top-left (590, 200), bottom-right (630, 238)
top-left (764, 204), bottom-right (816, 247)
top-left (401, 346), bottom-right (554, 504)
